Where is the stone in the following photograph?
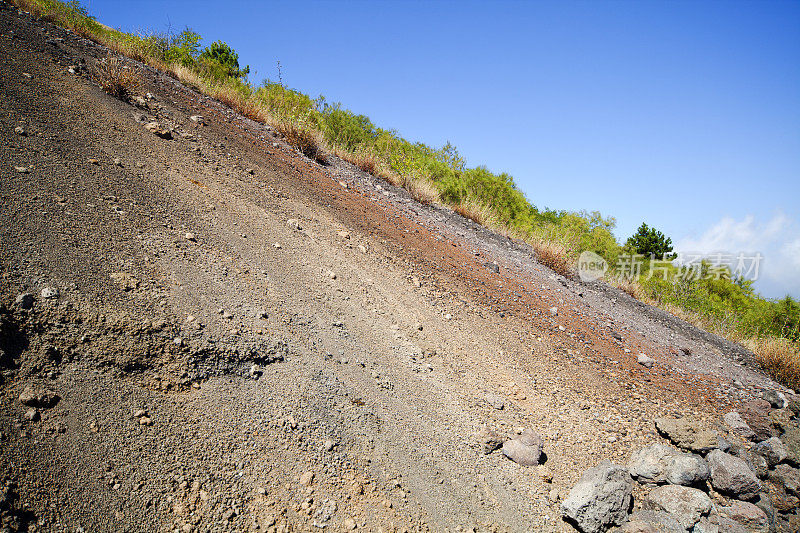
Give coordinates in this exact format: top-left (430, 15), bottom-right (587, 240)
top-left (720, 501), bottom-right (769, 533)
top-left (752, 436), bottom-right (787, 467)
top-left (549, 306), bottom-right (558, 316)
top-left (109, 272), bottom-right (139, 291)
top-left (476, 426), bottom-right (504, 455)
top-left (637, 353), bottom-right (655, 369)
top-left (287, 219), bottom-right (302, 231)
top-left (663, 453), bottom-right (709, 486)
top-left (13, 126), bottom-right (25, 135)
top-left (502, 429), bottom-right (543, 466)
top-left (619, 511), bottom-right (683, 533)
top-left (485, 394), bottom-right (505, 410)
top-left (299, 471), bottom-right (314, 487)
top-left (14, 293), bottom-right (34, 309)
top-left (40, 287), bottom-right (58, 299)
top-left (770, 464), bottom-right (799, 495)
top-left (628, 444), bottom-right (677, 484)
top-left (343, 517), bottom-right (357, 530)
top-left (189, 115), bottom-right (205, 124)
top-left (144, 122), bottom-right (172, 139)
top-left (484, 262), bottom-right (500, 274)
top-left (763, 479), bottom-right (799, 512)
top-left (24, 408), bottom-right (40, 422)
top-left (185, 232), bottom-right (196, 242)
top-left (113, 158), bottom-right (123, 167)
top-left (723, 411), bottom-right (756, 440)
top-left (644, 485), bottom-right (712, 530)
top-left (560, 461), bottom-right (633, 533)
top-left (322, 439), bottom-right (335, 452)
top-left (18, 387), bottom-right (59, 408)
top-left (768, 409), bottom-right (793, 433)
top-left (249, 364), bottom-right (262, 379)
top-left (746, 451), bottom-right (770, 479)
top-left (654, 418), bottom-right (718, 453)
top-left (752, 493), bottom-right (777, 533)
top-left (14, 166), bottom-right (29, 173)
top-left (783, 426), bottom-right (800, 465)
top-left (707, 450), bottom-right (762, 500)
top-left (763, 390), bottom-right (788, 409)
top-left (739, 400), bottom-right (777, 442)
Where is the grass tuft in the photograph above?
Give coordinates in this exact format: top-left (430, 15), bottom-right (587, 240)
top-left (93, 54), bottom-right (134, 98)
top-left (745, 337), bottom-right (800, 392)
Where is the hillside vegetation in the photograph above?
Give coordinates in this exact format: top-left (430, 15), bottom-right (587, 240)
top-left (10, 0), bottom-right (799, 390)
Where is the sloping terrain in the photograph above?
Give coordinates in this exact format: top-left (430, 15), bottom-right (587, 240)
top-left (0, 4), bottom-right (796, 532)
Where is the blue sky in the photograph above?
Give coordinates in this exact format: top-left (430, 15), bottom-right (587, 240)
top-left (86, 0), bottom-right (800, 298)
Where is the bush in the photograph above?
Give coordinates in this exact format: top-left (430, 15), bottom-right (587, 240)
top-left (93, 54), bottom-right (134, 98)
top-left (626, 223), bottom-right (675, 259)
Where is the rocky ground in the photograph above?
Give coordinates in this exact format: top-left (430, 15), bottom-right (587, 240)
top-left (0, 3), bottom-right (797, 532)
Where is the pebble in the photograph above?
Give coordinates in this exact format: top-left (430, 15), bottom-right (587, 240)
top-left (637, 353), bottom-right (655, 369)
top-left (185, 232), bottom-right (196, 242)
top-left (40, 287), bottom-right (59, 299)
top-left (113, 158), bottom-right (123, 167)
top-left (14, 126), bottom-right (25, 135)
top-left (322, 439), bottom-right (335, 451)
top-left (299, 471), bottom-right (314, 487)
top-left (14, 166), bottom-right (30, 174)
top-left (24, 408), bottom-right (40, 422)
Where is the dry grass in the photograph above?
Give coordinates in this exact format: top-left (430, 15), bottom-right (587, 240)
top-left (745, 337), bottom-right (800, 391)
top-left (531, 239), bottom-right (573, 277)
top-left (275, 121), bottom-right (328, 164)
top-left (93, 54), bottom-right (135, 98)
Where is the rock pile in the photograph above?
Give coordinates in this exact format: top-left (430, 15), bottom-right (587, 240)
top-left (560, 389), bottom-right (800, 532)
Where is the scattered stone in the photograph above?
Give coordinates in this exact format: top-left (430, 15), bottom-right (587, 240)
top-left (189, 115), bottom-right (205, 124)
top-left (644, 485), bottom-right (712, 530)
top-left (14, 293), bottom-right (34, 310)
top-left (13, 126), bottom-right (25, 136)
top-left (24, 408), bottom-right (40, 422)
top-left (249, 364), bottom-right (262, 379)
top-left (763, 390), bottom-right (788, 409)
top-left (476, 426), bottom-right (504, 455)
top-left (654, 417), bottom-right (718, 453)
top-left (502, 429), bottom-right (543, 466)
top-left (144, 122), bottom-right (172, 139)
top-left (561, 461), bottom-right (633, 533)
top-left (185, 232), bottom-right (196, 242)
top-left (299, 471), bottom-right (314, 487)
top-left (619, 510), bottom-right (683, 533)
top-left (719, 500), bottom-right (769, 533)
top-left (139, 416), bottom-right (153, 426)
top-left (343, 517), bottom-right (357, 530)
top-left (40, 287), bottom-right (59, 299)
top-left (18, 387), bottom-right (59, 408)
top-left (14, 166), bottom-right (29, 174)
top-left (782, 427), bottom-right (800, 465)
top-left (337, 230), bottom-right (350, 240)
top-left (113, 157), bottom-right (123, 167)
top-left (628, 444), bottom-right (676, 484)
top-left (485, 394), bottom-right (505, 410)
top-left (273, 242), bottom-right (282, 249)
top-left (752, 436), bottom-right (788, 467)
top-left (484, 261), bottom-right (499, 274)
top-left (322, 439), bottom-right (335, 452)
top-left (707, 449), bottom-right (762, 500)
top-left (724, 411), bottom-right (756, 440)
top-left (287, 219), bottom-right (302, 231)
top-left (87, 158), bottom-right (99, 165)
top-left (637, 353), bottom-right (655, 369)
top-left (768, 408), bottom-right (793, 433)
top-left (549, 306), bottom-right (558, 316)
top-left (326, 270), bottom-right (337, 280)
top-left (739, 400), bottom-right (777, 441)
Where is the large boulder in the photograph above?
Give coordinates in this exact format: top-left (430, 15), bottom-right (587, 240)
top-left (643, 485), bottom-right (712, 530)
top-left (770, 463), bottom-right (799, 496)
top-left (782, 426), bottom-right (800, 465)
top-left (654, 418), bottom-right (718, 453)
top-left (723, 411), bottom-right (756, 440)
top-left (628, 444), bottom-right (677, 484)
top-left (719, 501), bottom-right (770, 533)
top-left (739, 400), bottom-right (778, 442)
top-left (752, 436), bottom-right (788, 467)
top-left (618, 511), bottom-right (683, 533)
top-left (707, 450), bottom-right (762, 500)
top-left (663, 453), bottom-right (709, 486)
top-left (561, 461), bottom-right (633, 533)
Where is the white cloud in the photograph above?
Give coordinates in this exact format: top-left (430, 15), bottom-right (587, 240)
top-left (675, 212), bottom-right (800, 298)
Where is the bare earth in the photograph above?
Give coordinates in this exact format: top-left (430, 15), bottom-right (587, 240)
top-left (0, 4), bottom-right (792, 532)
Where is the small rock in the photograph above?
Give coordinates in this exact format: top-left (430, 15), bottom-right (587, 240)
top-left (561, 461), bottom-right (633, 533)
top-left (144, 122), bottom-right (172, 139)
top-left (739, 400), bottom-right (777, 441)
top-left (664, 453), bottom-right (709, 486)
top-left (13, 126), bottom-right (25, 136)
top-left (14, 166), bottom-right (29, 174)
top-left (476, 426), bottom-right (504, 455)
top-left (485, 394), bottom-right (505, 410)
top-left (18, 387), bottom-right (59, 408)
top-left (273, 242), bottom-right (282, 249)
top-left (133, 409), bottom-right (147, 418)
top-left (644, 485), bottom-right (712, 530)
top-left (343, 517), bottom-right (357, 530)
top-left (24, 408), bottom-right (40, 422)
top-left (707, 449), bottom-right (762, 500)
top-left (185, 232), bottom-right (196, 242)
top-left (40, 287), bottom-right (59, 299)
top-left (14, 293), bottom-right (34, 309)
top-left (771, 464), bottom-right (799, 495)
top-left (322, 439), bottom-right (335, 452)
top-left (287, 219), bottom-right (302, 231)
top-left (637, 353), bottom-right (655, 369)
top-left (628, 444), bottom-right (676, 484)
top-left (502, 429), bottom-right (543, 466)
top-left (549, 306), bottom-right (558, 316)
top-left (113, 158), bottom-right (123, 167)
top-left (764, 390), bottom-right (788, 409)
top-left (189, 115), bottom-right (205, 124)
top-left (87, 158), bottom-right (100, 165)
top-left (299, 471), bottom-right (314, 487)
top-left (139, 416), bottom-right (153, 426)
top-left (484, 262), bottom-right (499, 273)
top-left (249, 364), bottom-right (262, 379)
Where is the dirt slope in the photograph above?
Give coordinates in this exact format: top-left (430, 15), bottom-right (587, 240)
top-left (0, 4), bottom-right (791, 532)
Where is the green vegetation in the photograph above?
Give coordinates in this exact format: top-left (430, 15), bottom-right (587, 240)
top-left (9, 0), bottom-right (799, 390)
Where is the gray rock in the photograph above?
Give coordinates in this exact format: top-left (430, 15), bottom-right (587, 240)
top-left (14, 293), bottom-right (34, 310)
top-left (723, 411), bottom-right (756, 440)
top-left (476, 426), bottom-right (504, 455)
top-left (739, 400), bottom-right (777, 442)
top-left (628, 444), bottom-right (677, 484)
top-left (780, 427), bottom-right (800, 465)
top-left (643, 485), bottom-right (712, 530)
top-left (763, 390), bottom-right (788, 409)
top-left (719, 500), bottom-right (769, 533)
top-left (14, 126), bottom-right (25, 136)
top-left (664, 453), bottom-right (709, 486)
top-left (40, 287), bottom-right (59, 299)
top-left (14, 166), bottom-right (29, 174)
top-left (707, 450), bottom-right (762, 500)
top-left (485, 394), bottom-right (505, 410)
top-left (23, 408), bottom-right (40, 422)
top-left (752, 436), bottom-right (787, 467)
top-left (502, 429), bottom-right (543, 466)
top-left (637, 353), bottom-right (655, 369)
top-left (655, 418), bottom-right (718, 453)
top-left (771, 464), bottom-right (799, 495)
top-left (619, 511), bottom-right (683, 533)
top-left (561, 461), bottom-right (633, 533)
